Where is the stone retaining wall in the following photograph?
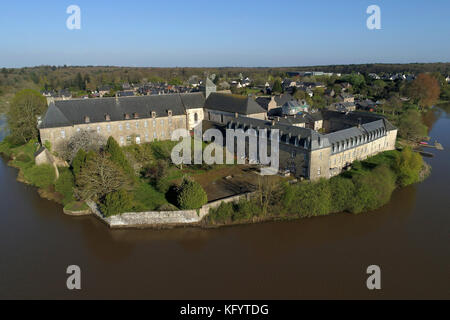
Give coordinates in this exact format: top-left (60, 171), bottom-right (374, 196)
top-left (86, 192), bottom-right (254, 229)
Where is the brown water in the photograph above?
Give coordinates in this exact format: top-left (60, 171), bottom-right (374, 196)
top-left (0, 110), bottom-right (449, 300)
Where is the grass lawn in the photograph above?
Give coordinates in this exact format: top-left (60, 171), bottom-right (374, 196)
top-left (131, 180), bottom-right (168, 211)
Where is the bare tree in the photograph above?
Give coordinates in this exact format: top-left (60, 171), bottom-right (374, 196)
top-left (257, 176), bottom-right (282, 216)
top-left (75, 152), bottom-right (132, 201)
top-left (60, 130), bottom-right (106, 162)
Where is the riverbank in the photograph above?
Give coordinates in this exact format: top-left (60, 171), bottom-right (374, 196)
top-left (0, 135), bottom-right (430, 229)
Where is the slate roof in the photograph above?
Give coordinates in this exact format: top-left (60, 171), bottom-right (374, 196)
top-left (255, 97), bottom-right (271, 110)
top-left (205, 93), bottom-right (266, 115)
top-left (39, 93), bottom-right (203, 129)
top-left (326, 119), bottom-right (389, 144)
top-left (179, 92), bottom-right (205, 109)
top-left (274, 93), bottom-right (294, 106)
top-left (226, 117), bottom-right (326, 150)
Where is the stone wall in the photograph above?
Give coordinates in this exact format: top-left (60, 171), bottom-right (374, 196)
top-left (87, 193), bottom-right (253, 229)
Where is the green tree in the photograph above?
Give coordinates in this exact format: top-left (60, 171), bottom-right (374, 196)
top-left (398, 109), bottom-right (427, 140)
top-left (272, 79), bottom-right (282, 94)
top-left (7, 89), bottom-right (47, 144)
top-left (329, 176), bottom-right (355, 213)
top-left (100, 189), bottom-right (133, 217)
top-left (350, 165), bottom-right (396, 213)
top-left (393, 147), bottom-right (423, 187)
top-left (175, 177), bottom-right (208, 209)
top-left (55, 168), bottom-right (75, 205)
top-left (105, 136), bottom-right (133, 174)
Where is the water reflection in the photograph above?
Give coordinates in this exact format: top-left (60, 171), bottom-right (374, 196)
top-left (0, 109), bottom-right (448, 299)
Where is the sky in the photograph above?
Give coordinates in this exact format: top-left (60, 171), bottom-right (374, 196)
top-left (0, 0), bottom-right (449, 68)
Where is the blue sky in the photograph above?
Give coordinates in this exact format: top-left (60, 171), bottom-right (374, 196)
top-left (0, 0), bottom-right (449, 67)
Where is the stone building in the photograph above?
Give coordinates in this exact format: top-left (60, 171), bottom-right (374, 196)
top-left (38, 87), bottom-right (397, 181)
top-left (209, 110), bottom-right (397, 180)
top-left (39, 93), bottom-right (202, 150)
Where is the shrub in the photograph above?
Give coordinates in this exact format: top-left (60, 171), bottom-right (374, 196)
top-left (394, 146), bottom-right (423, 187)
top-left (233, 199), bottom-right (261, 221)
top-left (100, 189), bottom-right (133, 217)
top-left (283, 179), bottom-right (332, 217)
top-left (157, 203), bottom-right (179, 211)
top-left (71, 149), bottom-right (87, 177)
top-left (145, 159), bottom-right (169, 184)
top-left (175, 177), bottom-right (208, 209)
top-left (209, 202), bottom-right (234, 224)
top-left (55, 168), bottom-right (75, 205)
top-left (23, 164), bottom-right (56, 188)
top-left (329, 176), bottom-right (356, 213)
top-left (349, 165), bottom-right (397, 213)
top-left (105, 136), bottom-right (133, 174)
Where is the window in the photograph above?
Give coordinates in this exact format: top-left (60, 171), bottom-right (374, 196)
top-left (319, 152), bottom-right (322, 160)
top-left (144, 120), bottom-right (148, 128)
top-left (61, 130), bottom-right (66, 138)
top-left (136, 135), bottom-right (141, 144)
top-left (126, 136), bottom-right (132, 144)
top-left (153, 132), bottom-right (157, 139)
top-left (97, 126), bottom-right (101, 133)
top-left (169, 118), bottom-right (172, 126)
top-left (126, 123), bottom-right (131, 130)
top-left (161, 131), bottom-right (165, 138)
top-left (119, 124), bottom-right (123, 131)
top-left (153, 120), bottom-right (156, 128)
top-left (160, 119), bottom-right (164, 127)
top-left (119, 137), bottom-right (124, 145)
top-left (135, 122), bottom-right (139, 129)
top-left (291, 150), bottom-right (296, 158)
top-left (107, 124), bottom-right (111, 132)
top-left (76, 128), bottom-right (81, 132)
top-left (317, 167), bottom-right (321, 176)
top-left (145, 133), bottom-right (149, 141)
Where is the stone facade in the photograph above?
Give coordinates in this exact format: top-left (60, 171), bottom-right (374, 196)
top-left (40, 114), bottom-right (187, 150)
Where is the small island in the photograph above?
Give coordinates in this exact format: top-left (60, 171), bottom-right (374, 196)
top-left (1, 67), bottom-right (444, 229)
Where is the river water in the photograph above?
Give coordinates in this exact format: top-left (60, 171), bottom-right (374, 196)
top-left (0, 110), bottom-right (449, 299)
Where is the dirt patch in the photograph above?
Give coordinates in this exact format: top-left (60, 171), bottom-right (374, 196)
top-left (186, 165), bottom-right (290, 202)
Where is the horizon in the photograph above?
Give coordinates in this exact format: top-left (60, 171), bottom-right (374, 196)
top-left (1, 0), bottom-right (449, 68)
top-left (4, 61), bottom-right (450, 70)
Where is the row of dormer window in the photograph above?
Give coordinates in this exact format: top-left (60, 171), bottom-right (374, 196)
top-left (83, 110), bottom-right (173, 123)
top-left (331, 127), bottom-right (386, 153)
